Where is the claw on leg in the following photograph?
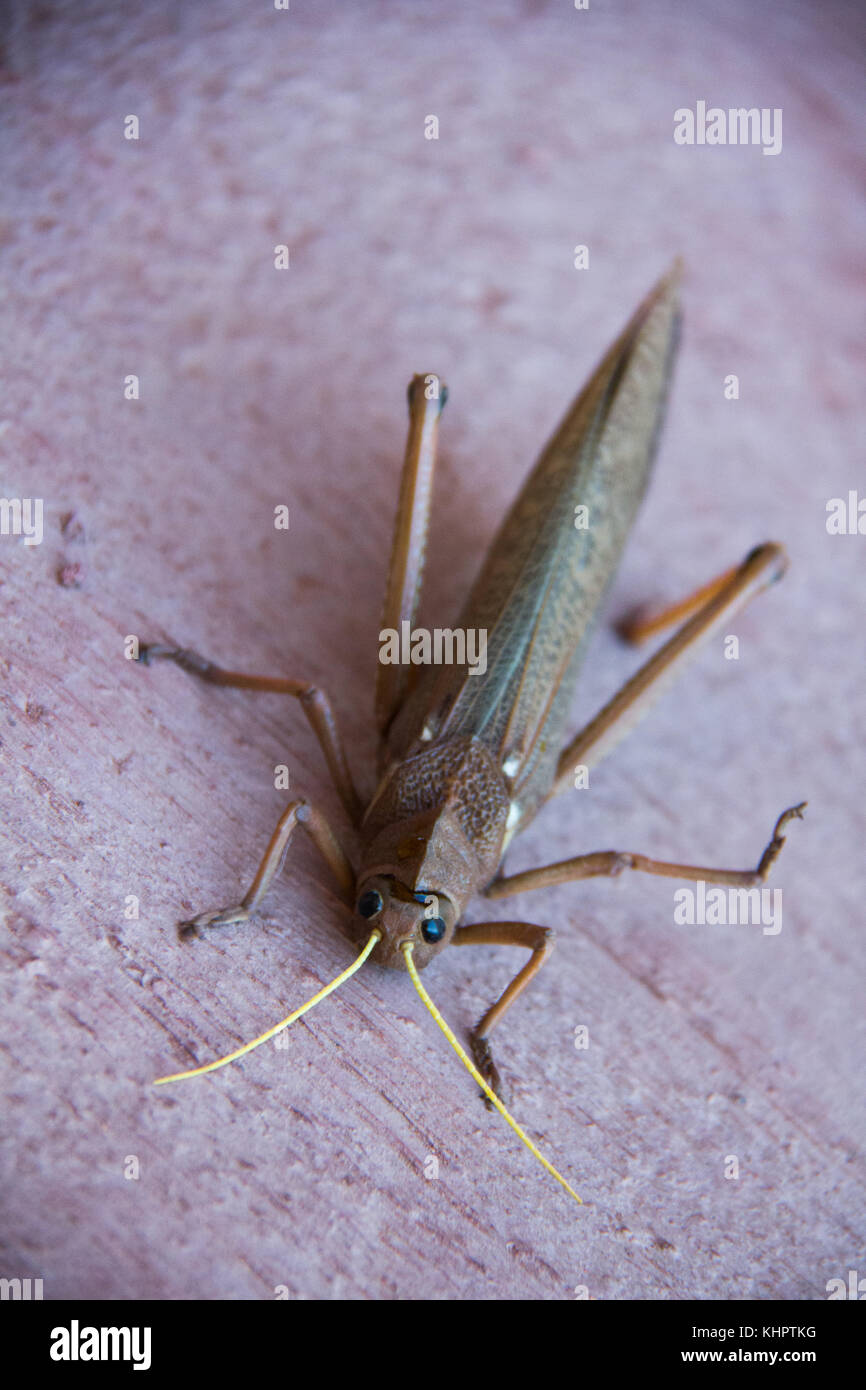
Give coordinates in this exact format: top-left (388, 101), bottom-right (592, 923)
top-left (470, 1034), bottom-right (506, 1108)
top-left (754, 801), bottom-right (807, 881)
top-left (178, 904), bottom-right (253, 939)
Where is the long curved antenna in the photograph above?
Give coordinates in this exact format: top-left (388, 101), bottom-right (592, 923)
top-left (402, 942), bottom-right (582, 1206)
top-left (154, 930), bottom-right (382, 1085)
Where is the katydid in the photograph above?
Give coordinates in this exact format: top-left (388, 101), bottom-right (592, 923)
top-left (143, 262), bottom-right (804, 1204)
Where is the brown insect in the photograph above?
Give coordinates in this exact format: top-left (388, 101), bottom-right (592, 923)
top-left (143, 263), bottom-right (804, 1203)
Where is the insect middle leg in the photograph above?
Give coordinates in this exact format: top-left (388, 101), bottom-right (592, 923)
top-left (453, 921), bottom-right (554, 1103)
top-left (139, 645), bottom-right (362, 823)
top-left (490, 542), bottom-right (805, 897)
top-left (485, 802), bottom-right (805, 901)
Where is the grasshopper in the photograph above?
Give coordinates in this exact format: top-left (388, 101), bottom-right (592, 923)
top-left (144, 263), bottom-right (804, 1203)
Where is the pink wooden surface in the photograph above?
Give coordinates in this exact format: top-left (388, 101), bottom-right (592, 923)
top-left (1, 0), bottom-right (863, 1299)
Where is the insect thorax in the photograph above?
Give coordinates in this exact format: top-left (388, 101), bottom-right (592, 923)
top-left (359, 736), bottom-right (511, 909)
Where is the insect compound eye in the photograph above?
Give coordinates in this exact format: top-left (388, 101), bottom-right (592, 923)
top-left (421, 917), bottom-right (447, 944)
top-left (357, 889), bottom-right (384, 919)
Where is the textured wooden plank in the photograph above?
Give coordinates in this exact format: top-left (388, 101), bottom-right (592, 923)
top-left (1, 0), bottom-right (863, 1301)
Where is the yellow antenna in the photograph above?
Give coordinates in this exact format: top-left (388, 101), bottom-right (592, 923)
top-left (402, 942), bottom-right (582, 1205)
top-left (154, 930), bottom-right (381, 1085)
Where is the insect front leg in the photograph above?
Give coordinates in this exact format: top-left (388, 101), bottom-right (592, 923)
top-left (138, 645), bottom-right (361, 822)
top-left (180, 799), bottom-right (354, 936)
top-left (485, 802), bottom-right (805, 900)
top-left (453, 921), bottom-right (554, 1104)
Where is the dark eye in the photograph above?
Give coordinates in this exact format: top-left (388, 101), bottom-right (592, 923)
top-left (421, 917), bottom-right (446, 943)
top-left (357, 889), bottom-right (383, 919)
